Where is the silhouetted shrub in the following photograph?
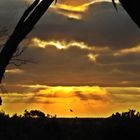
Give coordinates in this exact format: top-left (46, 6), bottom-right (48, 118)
top-left (110, 109), bottom-right (140, 119)
top-left (23, 109), bottom-right (45, 119)
top-left (0, 109), bottom-right (140, 140)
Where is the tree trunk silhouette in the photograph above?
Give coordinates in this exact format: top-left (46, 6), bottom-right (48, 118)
top-left (120, 0), bottom-right (140, 28)
top-left (0, 0), bottom-right (54, 83)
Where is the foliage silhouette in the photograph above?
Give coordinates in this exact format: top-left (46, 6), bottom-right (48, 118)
top-left (0, 109), bottom-right (140, 140)
top-left (110, 109), bottom-right (140, 119)
top-left (23, 109), bottom-right (46, 119)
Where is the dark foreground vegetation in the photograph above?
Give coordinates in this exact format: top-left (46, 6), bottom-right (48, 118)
top-left (0, 109), bottom-right (140, 140)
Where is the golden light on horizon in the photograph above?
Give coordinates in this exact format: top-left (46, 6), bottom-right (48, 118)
top-left (1, 85), bottom-right (140, 117)
top-left (1, 85), bottom-right (109, 117)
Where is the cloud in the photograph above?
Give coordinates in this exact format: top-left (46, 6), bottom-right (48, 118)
top-left (0, 1), bottom-right (140, 87)
top-left (114, 45), bottom-right (140, 56)
top-left (28, 2), bottom-right (140, 50)
top-left (2, 85), bottom-right (140, 105)
top-left (1, 85), bottom-right (108, 103)
top-left (6, 68), bottom-right (24, 74)
top-left (1, 1), bottom-right (140, 50)
top-left (105, 87), bottom-right (140, 103)
top-left (2, 40), bottom-right (139, 87)
top-left (75, 91), bottom-right (104, 101)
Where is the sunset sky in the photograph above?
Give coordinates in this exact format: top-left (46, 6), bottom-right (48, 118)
top-left (0, 0), bottom-right (140, 117)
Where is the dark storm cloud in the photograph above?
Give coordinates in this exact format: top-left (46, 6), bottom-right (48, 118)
top-left (110, 95), bottom-right (140, 103)
top-left (30, 2), bottom-right (140, 50)
top-left (3, 94), bottom-right (54, 104)
top-left (5, 45), bottom-right (92, 85)
top-left (24, 97), bottom-right (54, 104)
top-left (0, 1), bottom-right (140, 87)
top-left (75, 91), bottom-right (103, 101)
top-left (2, 83), bottom-right (47, 94)
top-left (107, 87), bottom-right (140, 95)
top-left (109, 93), bottom-right (140, 103)
top-left (1, 1), bottom-right (140, 49)
top-left (96, 53), bottom-right (140, 76)
top-left (96, 53), bottom-right (140, 65)
top-left (104, 87), bottom-right (140, 103)
top-left (3, 42), bottom-right (139, 87)
top-left (0, 0), bottom-right (25, 26)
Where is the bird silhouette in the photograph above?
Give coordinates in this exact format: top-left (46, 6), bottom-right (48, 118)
top-left (70, 109), bottom-right (73, 112)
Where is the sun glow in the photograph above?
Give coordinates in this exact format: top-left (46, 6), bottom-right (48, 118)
top-left (1, 85), bottom-right (140, 117)
top-left (26, 0), bottom-right (120, 20)
top-left (53, 0), bottom-right (117, 12)
top-left (87, 53), bottom-right (99, 62)
top-left (1, 85), bottom-right (110, 117)
top-left (114, 45), bottom-right (140, 56)
top-left (54, 10), bottom-right (82, 20)
top-left (6, 69), bottom-right (24, 74)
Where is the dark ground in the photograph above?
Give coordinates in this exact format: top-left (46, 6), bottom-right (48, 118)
top-left (0, 110), bottom-right (140, 140)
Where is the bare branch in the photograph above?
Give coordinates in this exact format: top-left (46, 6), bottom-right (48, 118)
top-left (10, 58), bottom-right (36, 67)
top-left (0, 84), bottom-right (8, 94)
top-left (112, 0), bottom-right (118, 11)
top-left (15, 0), bottom-right (40, 31)
top-left (13, 47), bottom-right (27, 58)
top-left (0, 0), bottom-right (54, 83)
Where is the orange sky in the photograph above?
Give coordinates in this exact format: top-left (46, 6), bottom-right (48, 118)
top-left (1, 85), bottom-right (140, 117)
top-left (0, 0), bottom-right (140, 117)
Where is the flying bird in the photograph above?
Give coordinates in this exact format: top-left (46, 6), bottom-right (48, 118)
top-left (70, 109), bottom-right (73, 112)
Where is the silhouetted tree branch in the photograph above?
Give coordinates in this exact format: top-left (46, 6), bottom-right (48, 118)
top-left (0, 0), bottom-right (54, 83)
top-left (120, 0), bottom-right (140, 28)
top-left (10, 46), bottom-right (37, 67)
top-left (0, 83), bottom-right (8, 93)
top-left (0, 97), bottom-right (2, 106)
top-left (113, 0), bottom-right (140, 28)
top-left (12, 47), bottom-right (27, 58)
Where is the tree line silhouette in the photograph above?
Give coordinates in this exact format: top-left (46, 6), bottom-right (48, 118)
top-left (111, 109), bottom-right (140, 119)
top-left (0, 109), bottom-right (140, 140)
